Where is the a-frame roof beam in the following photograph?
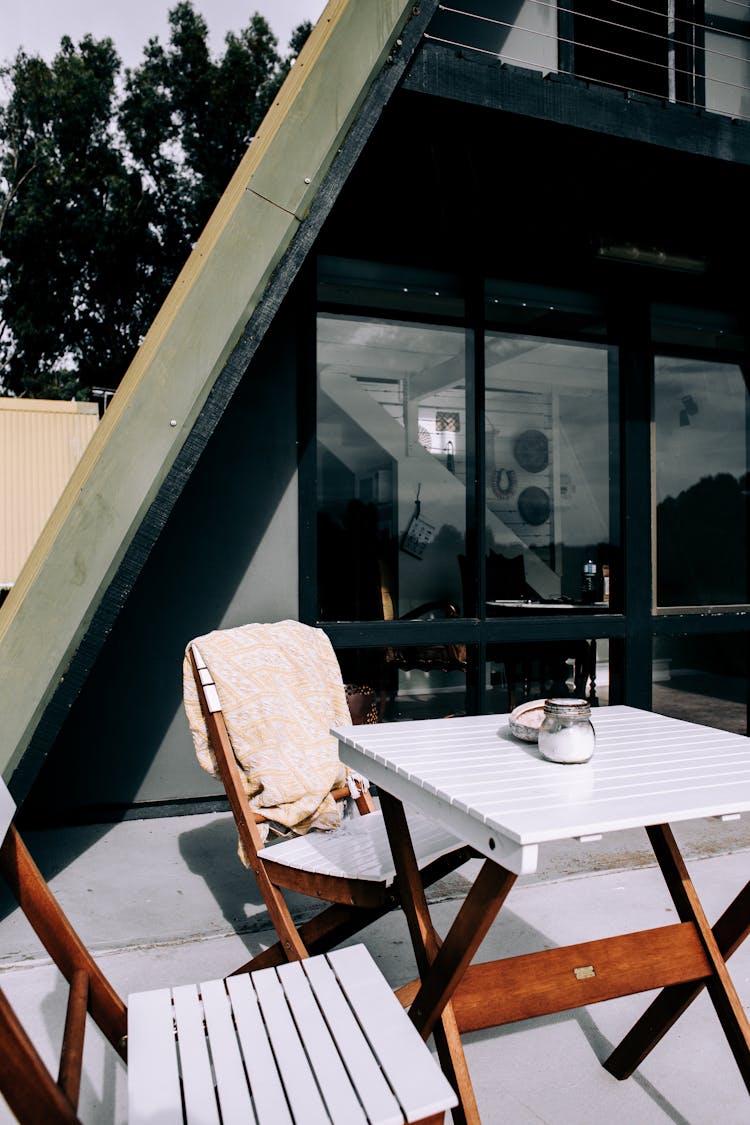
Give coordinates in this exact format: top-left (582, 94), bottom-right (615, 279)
top-left (0, 0), bottom-right (441, 797)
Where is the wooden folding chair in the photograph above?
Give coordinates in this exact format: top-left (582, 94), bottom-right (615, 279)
top-left (0, 777), bottom-right (456, 1124)
top-left (187, 639), bottom-right (474, 974)
top-left (0, 782), bottom-right (127, 1124)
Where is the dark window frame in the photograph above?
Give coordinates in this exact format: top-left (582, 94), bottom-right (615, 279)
top-left (299, 259), bottom-right (749, 725)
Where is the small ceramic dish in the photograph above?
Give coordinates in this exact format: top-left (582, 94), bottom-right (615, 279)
top-left (508, 698), bottom-right (547, 743)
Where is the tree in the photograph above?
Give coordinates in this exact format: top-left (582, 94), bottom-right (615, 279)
top-left (0, 36), bottom-right (154, 396)
top-left (0, 4), bottom-right (311, 399)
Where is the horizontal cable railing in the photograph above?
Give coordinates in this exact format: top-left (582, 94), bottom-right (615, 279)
top-left (427, 2), bottom-right (750, 124)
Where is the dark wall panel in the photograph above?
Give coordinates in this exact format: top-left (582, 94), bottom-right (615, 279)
top-left (23, 305), bottom-right (300, 823)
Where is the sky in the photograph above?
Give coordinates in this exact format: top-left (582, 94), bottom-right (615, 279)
top-left (2, 1), bottom-right (328, 69)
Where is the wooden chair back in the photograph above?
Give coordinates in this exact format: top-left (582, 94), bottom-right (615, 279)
top-left (187, 642), bottom-right (374, 868)
top-left (188, 642), bottom-right (387, 967)
top-left (0, 780), bottom-right (127, 1123)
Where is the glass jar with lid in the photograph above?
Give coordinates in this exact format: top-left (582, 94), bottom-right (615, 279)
top-left (538, 698), bottom-right (595, 764)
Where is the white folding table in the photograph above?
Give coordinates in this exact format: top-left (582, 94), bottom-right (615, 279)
top-left (333, 705), bottom-right (750, 1125)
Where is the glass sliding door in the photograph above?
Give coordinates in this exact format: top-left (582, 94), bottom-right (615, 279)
top-left (316, 314), bottom-right (467, 622)
top-left (482, 333), bottom-right (614, 610)
top-left (310, 261), bottom-right (748, 733)
top-left (651, 309), bottom-right (749, 733)
top-left (316, 313), bottom-right (468, 715)
top-left (480, 303), bottom-right (615, 713)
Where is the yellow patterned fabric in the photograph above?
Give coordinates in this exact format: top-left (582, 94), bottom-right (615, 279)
top-left (183, 621), bottom-right (351, 859)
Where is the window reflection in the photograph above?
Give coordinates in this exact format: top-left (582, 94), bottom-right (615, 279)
top-left (652, 635), bottom-right (748, 735)
top-left (486, 637), bottom-right (609, 714)
top-left (336, 645), bottom-right (469, 724)
top-left (317, 314), bottom-right (467, 623)
top-left (482, 332), bottom-right (614, 611)
top-left (478, 328), bottom-right (614, 717)
top-left (655, 357), bottom-right (749, 608)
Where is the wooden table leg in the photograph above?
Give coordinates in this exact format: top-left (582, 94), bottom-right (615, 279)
top-left (605, 826), bottom-right (750, 1091)
top-left (379, 791), bottom-right (482, 1125)
top-left (409, 859), bottom-right (517, 1041)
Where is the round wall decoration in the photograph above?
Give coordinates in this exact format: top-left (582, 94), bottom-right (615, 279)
top-left (517, 485), bottom-right (550, 526)
top-left (514, 429), bottom-right (549, 473)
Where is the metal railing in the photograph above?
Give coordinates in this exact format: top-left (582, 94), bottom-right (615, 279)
top-left (426, 1), bottom-right (750, 123)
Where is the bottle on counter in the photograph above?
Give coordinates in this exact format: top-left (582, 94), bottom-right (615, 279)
top-left (581, 559), bottom-right (597, 604)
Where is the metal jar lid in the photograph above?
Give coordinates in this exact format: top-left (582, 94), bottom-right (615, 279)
top-left (543, 698), bottom-right (591, 717)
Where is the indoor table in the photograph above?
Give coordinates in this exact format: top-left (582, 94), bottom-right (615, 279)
top-left (332, 706), bottom-right (750, 1125)
top-left (486, 599), bottom-right (606, 704)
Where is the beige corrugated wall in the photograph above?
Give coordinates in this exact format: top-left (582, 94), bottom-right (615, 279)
top-left (0, 399), bottom-right (99, 587)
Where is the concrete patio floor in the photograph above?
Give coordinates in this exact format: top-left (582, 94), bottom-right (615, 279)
top-left (0, 807), bottom-right (748, 1124)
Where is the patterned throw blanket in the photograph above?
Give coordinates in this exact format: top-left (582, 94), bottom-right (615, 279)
top-left (183, 620), bottom-right (352, 860)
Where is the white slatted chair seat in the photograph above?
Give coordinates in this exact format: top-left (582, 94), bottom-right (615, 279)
top-left (128, 943), bottom-right (457, 1125)
top-left (260, 809), bottom-right (461, 883)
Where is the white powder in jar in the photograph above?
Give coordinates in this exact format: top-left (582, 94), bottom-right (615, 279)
top-left (539, 721), bottom-right (594, 763)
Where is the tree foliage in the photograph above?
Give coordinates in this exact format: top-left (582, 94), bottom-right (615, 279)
top-left (0, 4), bottom-right (310, 398)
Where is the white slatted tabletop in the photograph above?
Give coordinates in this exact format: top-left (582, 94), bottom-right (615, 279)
top-left (333, 706), bottom-right (750, 874)
top-left (128, 943), bottom-right (456, 1125)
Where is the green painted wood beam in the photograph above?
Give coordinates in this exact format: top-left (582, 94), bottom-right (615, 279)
top-left (0, 0), bottom-right (416, 781)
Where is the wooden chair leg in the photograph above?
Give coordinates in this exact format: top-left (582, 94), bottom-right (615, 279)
top-left (230, 900), bottom-right (396, 974)
top-left (231, 847), bottom-right (476, 975)
top-left (0, 826), bottom-right (127, 1059)
top-left (0, 987), bottom-right (80, 1124)
top-left (58, 969), bottom-right (89, 1108)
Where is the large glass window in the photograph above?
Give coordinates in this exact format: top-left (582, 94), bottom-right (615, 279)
top-left (311, 262), bottom-right (748, 733)
top-left (316, 315), bottom-right (467, 623)
top-left (482, 333), bottom-right (614, 609)
top-left (705, 1), bottom-right (750, 120)
top-left (655, 356), bottom-right (749, 608)
top-left (652, 634), bottom-right (748, 734)
top-left (477, 321), bottom-right (614, 716)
